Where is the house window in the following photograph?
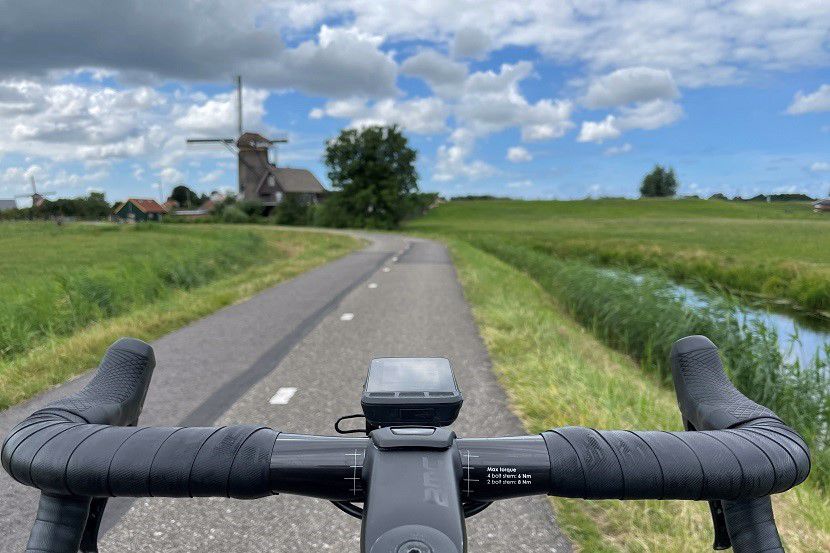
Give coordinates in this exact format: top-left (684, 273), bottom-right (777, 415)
top-left (276, 192), bottom-right (284, 203)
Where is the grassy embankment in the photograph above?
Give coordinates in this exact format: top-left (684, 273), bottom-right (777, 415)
top-left (0, 223), bottom-right (359, 408)
top-left (408, 199), bottom-right (829, 550)
top-left (413, 199), bottom-right (830, 311)
top-left (411, 199), bottom-right (829, 485)
top-left (447, 239), bottom-right (829, 552)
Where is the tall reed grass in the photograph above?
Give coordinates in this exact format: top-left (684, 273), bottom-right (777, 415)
top-left (472, 237), bottom-right (830, 488)
top-left (0, 225), bottom-right (264, 361)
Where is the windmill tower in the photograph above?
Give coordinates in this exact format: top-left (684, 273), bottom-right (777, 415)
top-left (186, 76), bottom-right (289, 204)
top-left (15, 176), bottom-right (54, 207)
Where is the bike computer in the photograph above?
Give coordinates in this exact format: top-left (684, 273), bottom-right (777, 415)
top-left (361, 357), bottom-right (463, 428)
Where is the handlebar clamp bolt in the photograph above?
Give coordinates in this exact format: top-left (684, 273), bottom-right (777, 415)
top-left (396, 540), bottom-right (432, 553)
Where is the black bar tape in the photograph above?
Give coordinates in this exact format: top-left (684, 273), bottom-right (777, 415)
top-left (542, 419), bottom-right (809, 500)
top-left (669, 335), bottom-right (810, 550)
top-left (42, 337), bottom-right (157, 427)
top-left (723, 497), bottom-right (783, 553)
top-left (3, 421), bottom-right (279, 499)
top-left (24, 493), bottom-right (91, 553)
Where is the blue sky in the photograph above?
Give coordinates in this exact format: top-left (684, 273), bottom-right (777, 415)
top-left (1, 1), bottom-right (829, 205)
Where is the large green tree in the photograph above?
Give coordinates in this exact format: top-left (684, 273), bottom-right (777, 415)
top-left (321, 125), bottom-right (418, 229)
top-left (640, 164), bottom-right (678, 197)
top-left (168, 185), bottom-right (203, 208)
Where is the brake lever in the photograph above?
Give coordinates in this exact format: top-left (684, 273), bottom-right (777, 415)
top-left (79, 496), bottom-right (108, 552)
top-left (683, 419), bottom-right (731, 550)
top-left (707, 500), bottom-right (731, 550)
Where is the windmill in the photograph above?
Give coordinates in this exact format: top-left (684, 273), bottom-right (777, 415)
top-left (15, 175), bottom-right (55, 207)
top-left (186, 76), bottom-right (290, 205)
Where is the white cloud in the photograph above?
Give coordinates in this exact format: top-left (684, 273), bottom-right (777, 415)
top-left (455, 62), bottom-right (574, 140)
top-left (506, 146), bottom-right (533, 162)
top-left (507, 179), bottom-right (533, 188)
top-left (811, 161), bottom-right (830, 172)
top-left (0, 77), bottom-right (274, 191)
top-left (0, 80), bottom-right (170, 161)
top-left (579, 99), bottom-right (682, 143)
top-left (401, 50), bottom-right (468, 97)
top-left (604, 142), bottom-right (633, 156)
top-left (0, 165), bottom-right (43, 195)
top-left (158, 167), bottom-right (184, 185)
top-left (0, 163), bottom-right (108, 200)
top-left (313, 59), bottom-right (574, 148)
top-left (286, 1), bottom-right (830, 88)
top-left (175, 89), bottom-right (269, 135)
top-left (520, 100), bottom-right (574, 141)
top-left (453, 27), bottom-right (491, 59)
top-left (199, 169), bottom-right (225, 184)
top-left (260, 25), bottom-right (397, 98)
top-left (578, 116), bottom-right (621, 143)
top-left (617, 99), bottom-right (683, 130)
top-left (310, 97), bottom-right (449, 134)
top-left (4, 1), bottom-right (830, 95)
top-left (787, 84), bottom-right (830, 115)
top-left (583, 67), bottom-right (678, 108)
top-left (434, 128), bottom-right (496, 182)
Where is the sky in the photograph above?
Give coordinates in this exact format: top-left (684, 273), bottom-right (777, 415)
top-left (1, 0), bottom-right (829, 206)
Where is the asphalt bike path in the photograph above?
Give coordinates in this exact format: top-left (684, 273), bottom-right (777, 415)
top-left (0, 233), bottom-right (570, 552)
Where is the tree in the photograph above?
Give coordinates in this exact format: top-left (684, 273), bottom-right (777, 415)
top-left (11, 192), bottom-right (112, 220)
top-left (168, 185), bottom-right (201, 208)
top-left (640, 165), bottom-right (678, 197)
top-left (273, 194), bottom-right (312, 225)
top-left (322, 125), bottom-right (419, 229)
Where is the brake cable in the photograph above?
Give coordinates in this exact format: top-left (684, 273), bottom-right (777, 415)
top-left (335, 414), bottom-right (369, 434)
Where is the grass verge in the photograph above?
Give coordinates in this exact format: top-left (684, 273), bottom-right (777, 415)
top-left (446, 238), bottom-right (830, 552)
top-left (1, 224), bottom-right (267, 360)
top-left (469, 237), bottom-right (830, 488)
top-left (0, 226), bottom-right (359, 408)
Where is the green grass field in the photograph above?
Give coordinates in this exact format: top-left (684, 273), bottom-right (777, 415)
top-left (0, 223), bottom-right (359, 407)
top-left (447, 239), bottom-right (829, 552)
top-left (409, 199), bottom-right (830, 551)
top-left (410, 198), bottom-right (830, 311)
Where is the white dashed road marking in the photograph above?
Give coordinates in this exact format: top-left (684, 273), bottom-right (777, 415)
top-left (368, 283), bottom-right (378, 289)
top-left (269, 387), bottom-right (297, 405)
top-left (382, 267), bottom-right (391, 273)
top-left (340, 312), bottom-right (355, 321)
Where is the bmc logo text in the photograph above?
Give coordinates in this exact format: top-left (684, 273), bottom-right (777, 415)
top-left (422, 457), bottom-right (448, 507)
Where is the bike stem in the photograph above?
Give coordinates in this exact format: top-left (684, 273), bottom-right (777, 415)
top-left (361, 427), bottom-right (465, 553)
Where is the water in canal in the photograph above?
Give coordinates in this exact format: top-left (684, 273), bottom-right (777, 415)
top-left (607, 269), bottom-right (830, 368)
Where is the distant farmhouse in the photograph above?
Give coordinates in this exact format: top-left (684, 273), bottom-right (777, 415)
top-left (111, 198), bottom-right (167, 222)
top-left (814, 199), bottom-right (830, 213)
top-left (0, 199), bottom-right (17, 212)
top-left (164, 191), bottom-right (226, 220)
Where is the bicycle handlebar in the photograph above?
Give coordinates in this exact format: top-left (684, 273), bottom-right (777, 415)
top-left (1, 336), bottom-right (811, 553)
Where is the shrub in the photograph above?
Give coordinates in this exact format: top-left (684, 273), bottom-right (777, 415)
top-left (220, 205), bottom-right (251, 223)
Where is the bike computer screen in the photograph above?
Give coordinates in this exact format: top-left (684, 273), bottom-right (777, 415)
top-left (361, 358), bottom-right (462, 427)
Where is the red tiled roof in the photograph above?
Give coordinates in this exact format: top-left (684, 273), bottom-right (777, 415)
top-left (119, 198), bottom-right (168, 214)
